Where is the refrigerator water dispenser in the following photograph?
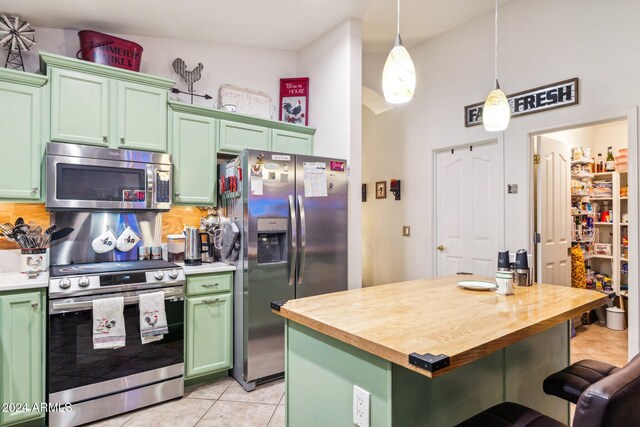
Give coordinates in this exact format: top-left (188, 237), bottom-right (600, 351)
top-left (257, 218), bottom-right (288, 264)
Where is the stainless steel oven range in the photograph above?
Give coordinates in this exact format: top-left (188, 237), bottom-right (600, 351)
top-left (47, 260), bottom-right (185, 426)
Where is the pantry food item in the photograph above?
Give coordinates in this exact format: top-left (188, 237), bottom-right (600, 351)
top-left (571, 245), bottom-right (587, 288)
top-left (592, 180), bottom-right (612, 197)
top-left (605, 147), bottom-right (615, 171)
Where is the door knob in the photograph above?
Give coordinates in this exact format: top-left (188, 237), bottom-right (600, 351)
top-left (31, 301), bottom-right (39, 309)
top-left (437, 245), bottom-right (446, 252)
top-left (31, 186), bottom-right (38, 193)
top-left (102, 135), bottom-right (108, 143)
top-left (120, 136), bottom-right (125, 144)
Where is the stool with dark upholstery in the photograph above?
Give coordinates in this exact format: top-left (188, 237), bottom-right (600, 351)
top-left (543, 359), bottom-right (620, 403)
top-left (455, 353), bottom-right (640, 427)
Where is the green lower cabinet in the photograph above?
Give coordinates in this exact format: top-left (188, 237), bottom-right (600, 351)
top-left (0, 69), bottom-right (46, 201)
top-left (271, 129), bottom-right (314, 155)
top-left (0, 290), bottom-right (45, 427)
top-left (185, 292), bottom-right (233, 379)
top-left (218, 119), bottom-right (271, 154)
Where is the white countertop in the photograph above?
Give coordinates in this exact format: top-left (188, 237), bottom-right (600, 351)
top-left (179, 262), bottom-right (236, 275)
top-left (0, 272), bottom-right (49, 292)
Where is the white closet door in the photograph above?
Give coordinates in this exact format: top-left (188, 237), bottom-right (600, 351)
top-left (537, 136), bottom-right (572, 286)
top-left (435, 142), bottom-right (503, 277)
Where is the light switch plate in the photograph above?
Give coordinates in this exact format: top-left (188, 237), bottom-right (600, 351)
top-left (402, 226), bottom-right (410, 237)
top-left (353, 385), bottom-right (370, 427)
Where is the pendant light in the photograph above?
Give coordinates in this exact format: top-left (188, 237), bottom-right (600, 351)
top-left (483, 0), bottom-right (510, 131)
top-left (382, 0), bottom-right (416, 104)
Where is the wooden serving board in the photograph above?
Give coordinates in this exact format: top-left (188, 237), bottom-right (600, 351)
top-left (274, 275), bottom-right (609, 378)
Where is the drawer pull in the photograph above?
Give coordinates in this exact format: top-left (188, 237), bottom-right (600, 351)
top-left (202, 298), bottom-right (220, 304)
top-left (202, 283), bottom-right (219, 288)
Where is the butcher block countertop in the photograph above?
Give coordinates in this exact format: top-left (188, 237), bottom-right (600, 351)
top-left (273, 275), bottom-right (609, 378)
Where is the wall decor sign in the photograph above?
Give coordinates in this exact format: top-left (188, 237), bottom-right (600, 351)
top-left (280, 77), bottom-right (309, 126)
top-left (375, 181), bottom-right (387, 199)
top-left (464, 78), bottom-right (579, 127)
top-left (219, 84), bottom-right (272, 119)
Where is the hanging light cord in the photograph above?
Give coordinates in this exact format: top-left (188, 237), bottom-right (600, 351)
top-left (397, 0), bottom-right (401, 36)
top-left (494, 0), bottom-right (498, 85)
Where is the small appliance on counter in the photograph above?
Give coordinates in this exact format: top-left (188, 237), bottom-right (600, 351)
top-left (497, 249), bottom-right (510, 272)
top-left (167, 234), bottom-right (185, 263)
top-left (183, 226), bottom-right (210, 266)
top-left (200, 211), bottom-right (222, 263)
top-left (514, 249), bottom-right (531, 286)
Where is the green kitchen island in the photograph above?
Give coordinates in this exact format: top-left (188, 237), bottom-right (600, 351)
top-left (272, 275), bottom-right (608, 427)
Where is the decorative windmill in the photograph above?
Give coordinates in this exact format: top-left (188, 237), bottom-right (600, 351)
top-left (171, 58), bottom-right (212, 104)
top-left (0, 15), bottom-right (36, 71)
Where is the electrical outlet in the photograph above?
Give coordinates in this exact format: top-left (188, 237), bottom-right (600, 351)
top-left (402, 226), bottom-right (410, 237)
top-left (353, 385), bottom-right (370, 427)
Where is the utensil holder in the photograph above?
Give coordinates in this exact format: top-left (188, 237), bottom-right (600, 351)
top-left (20, 248), bottom-right (48, 273)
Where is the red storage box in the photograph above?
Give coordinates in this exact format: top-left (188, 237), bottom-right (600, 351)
top-left (76, 31), bottom-right (143, 72)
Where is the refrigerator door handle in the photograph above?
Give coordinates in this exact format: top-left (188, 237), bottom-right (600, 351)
top-left (288, 195), bottom-right (297, 286)
top-left (297, 195), bottom-right (307, 286)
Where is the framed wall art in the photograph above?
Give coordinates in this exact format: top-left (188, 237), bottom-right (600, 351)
top-left (280, 77), bottom-right (309, 126)
top-left (376, 181), bottom-right (387, 199)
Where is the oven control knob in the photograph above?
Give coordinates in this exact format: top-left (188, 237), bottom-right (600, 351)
top-left (78, 277), bottom-right (90, 288)
top-left (154, 271), bottom-right (165, 281)
top-left (59, 278), bottom-right (71, 290)
top-left (168, 269), bottom-right (179, 280)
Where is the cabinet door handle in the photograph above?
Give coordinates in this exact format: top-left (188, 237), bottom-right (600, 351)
top-left (120, 136), bottom-right (126, 144)
top-left (31, 186), bottom-right (38, 193)
top-left (175, 192), bottom-right (180, 197)
top-left (202, 283), bottom-right (219, 288)
top-left (202, 298), bottom-right (220, 304)
top-left (102, 135), bottom-right (108, 143)
top-left (31, 301), bottom-right (39, 309)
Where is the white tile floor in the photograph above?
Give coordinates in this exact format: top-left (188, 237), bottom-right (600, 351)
top-left (87, 378), bottom-right (285, 427)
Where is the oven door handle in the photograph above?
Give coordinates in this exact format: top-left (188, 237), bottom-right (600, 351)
top-left (50, 288), bottom-right (184, 313)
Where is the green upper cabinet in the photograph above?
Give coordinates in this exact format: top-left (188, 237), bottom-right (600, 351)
top-left (185, 291), bottom-right (232, 379)
top-left (272, 129), bottom-right (314, 155)
top-left (0, 290), bottom-right (45, 426)
top-left (50, 68), bottom-right (110, 146)
top-left (41, 52), bottom-right (174, 152)
top-left (169, 106), bottom-right (218, 205)
top-left (0, 68), bottom-right (47, 201)
top-left (117, 81), bottom-right (168, 152)
top-left (218, 120), bottom-right (271, 154)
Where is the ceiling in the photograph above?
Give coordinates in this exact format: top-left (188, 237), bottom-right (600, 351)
top-left (0, 0), bottom-right (505, 53)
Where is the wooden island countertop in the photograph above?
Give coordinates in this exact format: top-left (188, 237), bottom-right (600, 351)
top-left (273, 275), bottom-right (609, 378)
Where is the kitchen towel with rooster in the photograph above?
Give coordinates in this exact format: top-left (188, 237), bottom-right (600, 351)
top-left (93, 296), bottom-right (126, 349)
top-left (139, 291), bottom-right (168, 344)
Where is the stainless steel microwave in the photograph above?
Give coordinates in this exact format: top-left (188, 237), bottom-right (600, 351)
top-left (45, 142), bottom-right (173, 210)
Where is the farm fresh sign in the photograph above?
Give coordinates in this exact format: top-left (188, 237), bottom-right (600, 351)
top-left (464, 78), bottom-right (579, 127)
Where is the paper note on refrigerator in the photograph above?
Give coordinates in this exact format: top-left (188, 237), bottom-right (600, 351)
top-left (303, 162), bottom-right (327, 197)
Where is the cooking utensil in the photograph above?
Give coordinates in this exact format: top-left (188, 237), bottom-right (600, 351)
top-left (41, 225), bottom-right (57, 247)
top-left (14, 217), bottom-right (24, 226)
top-left (50, 227), bottom-right (74, 243)
top-left (0, 223), bottom-right (15, 238)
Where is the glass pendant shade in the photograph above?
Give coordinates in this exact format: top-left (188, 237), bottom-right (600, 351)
top-left (382, 35), bottom-right (416, 104)
top-left (483, 82), bottom-right (510, 131)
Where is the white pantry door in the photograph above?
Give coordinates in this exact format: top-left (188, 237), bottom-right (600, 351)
top-left (537, 136), bottom-right (572, 286)
top-left (435, 142), bottom-right (503, 276)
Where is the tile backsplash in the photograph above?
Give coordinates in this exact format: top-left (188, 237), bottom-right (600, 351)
top-left (0, 203), bottom-right (207, 250)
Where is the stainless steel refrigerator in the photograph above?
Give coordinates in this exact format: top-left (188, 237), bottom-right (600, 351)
top-left (223, 149), bottom-right (348, 391)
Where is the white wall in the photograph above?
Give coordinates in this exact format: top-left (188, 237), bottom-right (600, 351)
top-left (298, 19), bottom-right (363, 289)
top-left (362, 0), bottom-right (640, 352)
top-left (22, 27), bottom-right (297, 111)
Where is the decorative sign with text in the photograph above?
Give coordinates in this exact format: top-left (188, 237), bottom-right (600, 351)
top-left (280, 77), bottom-right (309, 126)
top-left (464, 78), bottom-right (579, 127)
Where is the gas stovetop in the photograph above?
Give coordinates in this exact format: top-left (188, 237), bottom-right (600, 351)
top-left (49, 260), bottom-right (185, 298)
top-left (50, 260), bottom-right (180, 277)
